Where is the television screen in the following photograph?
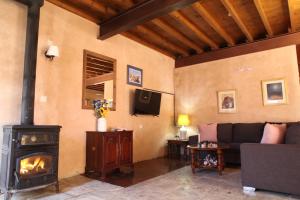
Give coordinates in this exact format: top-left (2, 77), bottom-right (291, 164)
top-left (133, 89), bottom-right (161, 116)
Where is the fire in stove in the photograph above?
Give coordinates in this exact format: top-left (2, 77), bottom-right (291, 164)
top-left (20, 156), bottom-right (51, 175)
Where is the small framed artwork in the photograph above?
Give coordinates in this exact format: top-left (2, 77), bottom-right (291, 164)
top-left (217, 90), bottom-right (237, 113)
top-left (262, 79), bottom-right (287, 106)
top-left (127, 65), bottom-right (143, 87)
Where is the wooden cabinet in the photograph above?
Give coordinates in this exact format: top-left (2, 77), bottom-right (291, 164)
top-left (119, 132), bottom-right (133, 165)
top-left (85, 130), bottom-right (133, 179)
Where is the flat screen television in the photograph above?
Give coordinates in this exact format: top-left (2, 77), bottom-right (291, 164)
top-left (133, 89), bottom-right (162, 116)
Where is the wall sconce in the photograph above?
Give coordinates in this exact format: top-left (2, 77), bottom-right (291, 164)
top-left (45, 45), bottom-right (59, 61)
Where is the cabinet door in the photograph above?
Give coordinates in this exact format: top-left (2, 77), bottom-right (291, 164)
top-left (119, 132), bottom-right (133, 165)
top-left (103, 133), bottom-right (119, 169)
top-left (86, 133), bottom-right (99, 173)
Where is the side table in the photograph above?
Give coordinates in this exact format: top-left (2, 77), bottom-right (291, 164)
top-left (167, 139), bottom-right (189, 160)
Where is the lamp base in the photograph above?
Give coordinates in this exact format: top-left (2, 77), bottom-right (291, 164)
top-left (179, 127), bottom-right (187, 140)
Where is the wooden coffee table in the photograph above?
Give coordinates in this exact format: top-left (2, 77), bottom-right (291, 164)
top-left (187, 145), bottom-right (229, 175)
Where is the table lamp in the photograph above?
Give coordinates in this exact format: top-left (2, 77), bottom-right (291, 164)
top-left (177, 114), bottom-right (190, 140)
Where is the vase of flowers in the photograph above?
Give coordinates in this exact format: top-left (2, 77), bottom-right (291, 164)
top-left (93, 100), bottom-right (109, 132)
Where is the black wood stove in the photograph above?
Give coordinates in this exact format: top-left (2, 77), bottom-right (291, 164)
top-left (0, 125), bottom-right (60, 199)
top-left (0, 0), bottom-right (61, 199)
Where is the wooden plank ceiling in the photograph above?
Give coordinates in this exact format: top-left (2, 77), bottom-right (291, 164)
top-left (47, 0), bottom-right (300, 67)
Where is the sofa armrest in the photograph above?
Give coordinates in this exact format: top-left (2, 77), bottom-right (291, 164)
top-left (241, 143), bottom-right (300, 195)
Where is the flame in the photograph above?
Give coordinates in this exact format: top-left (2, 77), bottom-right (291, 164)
top-left (20, 157), bottom-right (46, 175)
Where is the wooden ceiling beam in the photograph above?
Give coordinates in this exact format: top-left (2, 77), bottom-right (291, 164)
top-left (47, 0), bottom-right (100, 23)
top-left (288, 0), bottom-right (297, 32)
top-left (135, 25), bottom-right (189, 56)
top-left (78, 0), bottom-right (117, 18)
top-left (152, 18), bottom-right (203, 53)
top-left (192, 2), bottom-right (235, 46)
top-left (254, 0), bottom-right (274, 37)
top-left (98, 0), bottom-right (126, 11)
top-left (175, 32), bottom-right (300, 68)
top-left (297, 45), bottom-right (300, 75)
top-left (122, 32), bottom-right (176, 58)
top-left (100, 0), bottom-right (135, 10)
top-left (170, 11), bottom-right (219, 49)
top-left (86, 72), bottom-right (114, 86)
top-left (220, 0), bottom-right (254, 42)
top-left (99, 0), bottom-right (198, 40)
top-left (16, 0), bottom-right (44, 6)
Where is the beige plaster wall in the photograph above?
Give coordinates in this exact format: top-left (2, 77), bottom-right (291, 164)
top-left (0, 0), bottom-right (175, 178)
top-left (175, 46), bottom-right (300, 130)
top-left (0, 1), bottom-right (26, 155)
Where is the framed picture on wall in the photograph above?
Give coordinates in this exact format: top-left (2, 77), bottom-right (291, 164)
top-left (262, 79), bottom-right (287, 106)
top-left (217, 90), bottom-right (237, 113)
top-left (127, 65), bottom-right (143, 87)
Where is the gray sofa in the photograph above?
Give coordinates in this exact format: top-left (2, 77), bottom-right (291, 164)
top-left (241, 123), bottom-right (300, 196)
top-left (189, 123), bottom-right (266, 164)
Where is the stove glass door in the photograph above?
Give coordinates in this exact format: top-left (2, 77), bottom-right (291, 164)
top-left (19, 154), bottom-right (53, 178)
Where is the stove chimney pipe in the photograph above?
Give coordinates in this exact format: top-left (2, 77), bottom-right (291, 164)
top-left (18, 0), bottom-right (44, 125)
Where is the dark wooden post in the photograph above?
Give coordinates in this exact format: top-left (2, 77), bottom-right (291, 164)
top-left (297, 45), bottom-right (300, 80)
top-left (16, 0), bottom-right (44, 125)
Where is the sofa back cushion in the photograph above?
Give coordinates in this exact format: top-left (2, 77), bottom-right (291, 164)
top-left (232, 123), bottom-right (264, 143)
top-left (188, 135), bottom-right (199, 146)
top-left (217, 123), bottom-right (233, 143)
top-left (198, 123), bottom-right (217, 142)
top-left (261, 123), bottom-right (287, 144)
top-left (285, 124), bottom-right (300, 144)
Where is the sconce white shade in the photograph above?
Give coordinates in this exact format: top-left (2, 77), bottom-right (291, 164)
top-left (46, 45), bottom-right (59, 57)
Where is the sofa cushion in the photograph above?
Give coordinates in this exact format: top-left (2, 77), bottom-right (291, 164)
top-left (229, 143), bottom-right (241, 151)
top-left (223, 149), bottom-right (241, 164)
top-left (261, 123), bottom-right (287, 144)
top-left (198, 123), bottom-right (217, 142)
top-left (233, 123), bottom-right (264, 143)
top-left (267, 122), bottom-right (299, 127)
top-left (217, 123), bottom-right (233, 143)
top-left (287, 122), bottom-right (300, 128)
top-left (285, 124), bottom-right (300, 144)
top-left (188, 135), bottom-right (199, 146)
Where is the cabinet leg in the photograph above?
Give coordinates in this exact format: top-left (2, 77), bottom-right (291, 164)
top-left (191, 150), bottom-right (196, 174)
top-left (217, 150), bottom-right (223, 176)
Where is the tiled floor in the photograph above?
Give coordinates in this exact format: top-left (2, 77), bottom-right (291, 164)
top-left (1, 165), bottom-right (299, 200)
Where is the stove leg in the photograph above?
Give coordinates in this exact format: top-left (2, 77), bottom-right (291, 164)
top-left (55, 181), bottom-right (60, 193)
top-left (4, 192), bottom-right (12, 200)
